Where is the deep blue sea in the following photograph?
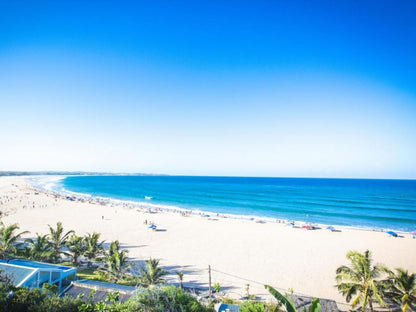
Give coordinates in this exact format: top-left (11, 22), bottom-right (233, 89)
top-left (42, 175), bottom-right (416, 232)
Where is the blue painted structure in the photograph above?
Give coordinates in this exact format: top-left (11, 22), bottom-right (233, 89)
top-left (0, 259), bottom-right (77, 290)
top-left (215, 303), bottom-right (241, 312)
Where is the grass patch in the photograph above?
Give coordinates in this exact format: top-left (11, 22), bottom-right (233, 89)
top-left (76, 268), bottom-right (106, 281)
top-left (60, 261), bottom-right (75, 267)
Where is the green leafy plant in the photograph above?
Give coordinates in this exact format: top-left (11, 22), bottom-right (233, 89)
top-left (128, 285), bottom-right (213, 312)
top-left (384, 268), bottom-right (416, 312)
top-left (99, 240), bottom-right (130, 282)
top-left (0, 221), bottom-right (29, 259)
top-left (336, 250), bottom-right (388, 312)
top-left (265, 285), bottom-right (297, 312)
top-left (139, 258), bottom-right (169, 286)
top-left (83, 232), bottom-right (105, 268)
top-left (214, 282), bottom-right (221, 293)
top-left (42, 283), bottom-right (58, 296)
top-left (265, 285), bottom-right (321, 312)
top-left (66, 234), bottom-right (85, 266)
top-left (176, 271), bottom-right (184, 288)
top-left (48, 222), bottom-right (74, 263)
top-left (25, 233), bottom-right (53, 262)
top-left (240, 301), bottom-right (266, 312)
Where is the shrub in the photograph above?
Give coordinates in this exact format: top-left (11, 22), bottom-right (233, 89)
top-left (240, 301), bottom-right (265, 312)
top-left (127, 285), bottom-right (214, 312)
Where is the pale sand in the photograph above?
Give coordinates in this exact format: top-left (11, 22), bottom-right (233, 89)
top-left (1, 176), bottom-right (415, 309)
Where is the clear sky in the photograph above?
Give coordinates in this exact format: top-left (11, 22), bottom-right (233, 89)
top-left (1, 1), bottom-right (416, 178)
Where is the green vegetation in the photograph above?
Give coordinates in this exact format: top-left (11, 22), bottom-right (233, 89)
top-left (240, 301), bottom-right (268, 312)
top-left (99, 240), bottom-right (130, 283)
top-left (83, 232), bottom-right (104, 268)
top-left (384, 268), bottom-right (416, 312)
top-left (335, 250), bottom-right (416, 312)
top-left (139, 258), bottom-right (169, 286)
top-left (126, 285), bottom-right (214, 312)
top-left (0, 276), bottom-right (214, 312)
top-left (336, 250), bottom-right (388, 311)
top-left (24, 233), bottom-right (53, 262)
top-left (0, 221), bottom-right (29, 259)
top-left (176, 271), bottom-right (184, 288)
top-left (265, 285), bottom-right (321, 312)
top-left (0, 281), bottom-right (84, 312)
top-left (48, 222), bottom-right (74, 263)
top-left (67, 234), bottom-right (86, 266)
top-left (1, 220), bottom-right (416, 312)
top-left (76, 268), bottom-right (107, 282)
top-left (213, 282), bottom-right (221, 293)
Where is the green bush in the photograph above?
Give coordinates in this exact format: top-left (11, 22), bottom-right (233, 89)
top-left (127, 285), bottom-right (214, 312)
top-left (240, 301), bottom-right (265, 312)
top-left (6, 287), bottom-right (83, 312)
top-left (213, 282), bottom-right (221, 293)
top-left (240, 301), bottom-right (282, 312)
top-left (1, 273), bottom-right (213, 312)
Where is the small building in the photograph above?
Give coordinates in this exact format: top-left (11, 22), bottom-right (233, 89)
top-left (0, 259), bottom-right (77, 291)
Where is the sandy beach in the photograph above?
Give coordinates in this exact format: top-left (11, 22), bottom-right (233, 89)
top-left (1, 176), bottom-right (415, 309)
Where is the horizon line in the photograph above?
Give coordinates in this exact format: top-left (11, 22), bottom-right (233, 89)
top-left (1, 171), bottom-right (415, 181)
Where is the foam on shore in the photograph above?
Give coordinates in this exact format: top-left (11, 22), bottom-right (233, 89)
top-left (27, 175), bottom-right (405, 234)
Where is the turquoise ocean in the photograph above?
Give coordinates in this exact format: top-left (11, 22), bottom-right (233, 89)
top-left (34, 175), bottom-right (416, 232)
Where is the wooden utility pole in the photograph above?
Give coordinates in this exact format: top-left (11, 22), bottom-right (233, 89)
top-left (208, 265), bottom-right (212, 302)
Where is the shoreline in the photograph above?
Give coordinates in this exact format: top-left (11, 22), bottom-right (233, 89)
top-left (1, 175), bottom-right (415, 309)
top-left (29, 175), bottom-right (411, 235)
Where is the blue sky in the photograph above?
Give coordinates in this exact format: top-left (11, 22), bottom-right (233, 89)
top-left (1, 1), bottom-right (416, 178)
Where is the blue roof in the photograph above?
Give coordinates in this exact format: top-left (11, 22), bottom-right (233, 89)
top-left (0, 259), bottom-right (77, 290)
top-left (217, 303), bottom-right (241, 312)
top-left (0, 262), bottom-right (36, 286)
top-left (7, 259), bottom-right (74, 271)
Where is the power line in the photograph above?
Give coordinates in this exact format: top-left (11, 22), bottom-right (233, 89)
top-left (211, 267), bottom-right (307, 295)
top-left (210, 267), bottom-right (348, 307)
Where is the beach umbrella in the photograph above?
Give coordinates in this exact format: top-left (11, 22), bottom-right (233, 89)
top-left (326, 226), bottom-right (335, 231)
top-left (410, 230), bottom-right (416, 235)
top-left (386, 230), bottom-right (398, 237)
top-left (148, 224), bottom-right (156, 229)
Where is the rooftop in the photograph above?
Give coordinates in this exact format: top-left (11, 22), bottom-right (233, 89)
top-left (63, 280), bottom-right (136, 303)
top-left (0, 259), bottom-right (77, 289)
top-left (0, 262), bottom-right (36, 286)
top-left (72, 280), bottom-right (136, 293)
top-left (5, 259), bottom-right (74, 271)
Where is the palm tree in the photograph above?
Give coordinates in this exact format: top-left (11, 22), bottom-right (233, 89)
top-left (176, 271), bottom-right (184, 288)
top-left (384, 268), bottom-right (416, 312)
top-left (66, 234), bottom-right (85, 266)
top-left (24, 233), bottom-right (53, 262)
top-left (265, 285), bottom-right (321, 312)
top-left (0, 222), bottom-right (29, 259)
top-left (48, 222), bottom-right (74, 263)
top-left (100, 240), bottom-right (130, 282)
top-left (83, 232), bottom-right (104, 268)
top-left (336, 250), bottom-right (388, 312)
top-left (140, 258), bottom-right (168, 286)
